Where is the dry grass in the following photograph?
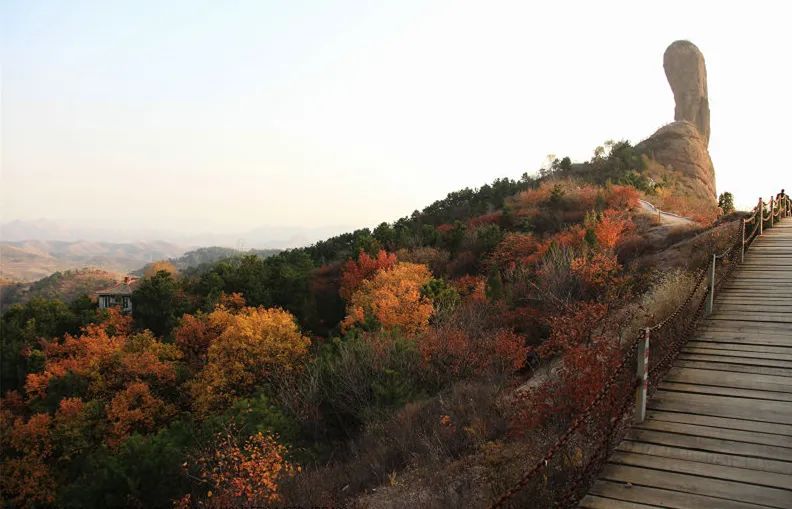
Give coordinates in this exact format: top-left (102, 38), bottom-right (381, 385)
top-left (640, 269), bottom-right (698, 325)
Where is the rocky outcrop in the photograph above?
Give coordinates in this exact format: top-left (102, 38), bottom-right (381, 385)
top-left (637, 40), bottom-right (716, 202)
top-left (636, 121), bottom-right (715, 201)
top-left (664, 40), bottom-right (710, 145)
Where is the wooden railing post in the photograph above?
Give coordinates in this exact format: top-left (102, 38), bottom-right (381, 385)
top-left (705, 254), bottom-right (716, 315)
top-left (740, 218), bottom-right (746, 264)
top-left (759, 198), bottom-right (764, 236)
top-left (634, 329), bottom-right (649, 424)
top-left (770, 197), bottom-right (775, 228)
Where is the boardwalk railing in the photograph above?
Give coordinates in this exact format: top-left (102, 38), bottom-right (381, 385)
top-left (490, 191), bottom-right (792, 509)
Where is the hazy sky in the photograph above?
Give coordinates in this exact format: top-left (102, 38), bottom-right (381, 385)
top-left (2, 0), bottom-right (791, 242)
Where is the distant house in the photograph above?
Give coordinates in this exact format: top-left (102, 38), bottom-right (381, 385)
top-left (96, 276), bottom-right (138, 312)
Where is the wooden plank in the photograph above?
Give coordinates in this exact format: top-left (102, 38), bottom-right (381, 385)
top-left (617, 440), bottom-right (792, 476)
top-left (681, 347), bottom-right (792, 362)
top-left (598, 463), bottom-right (792, 507)
top-left (716, 305), bottom-right (792, 313)
top-left (664, 366), bottom-right (792, 392)
top-left (633, 419), bottom-right (792, 448)
top-left (676, 353), bottom-right (792, 369)
top-left (707, 314), bottom-right (792, 325)
top-left (608, 450), bottom-right (792, 490)
top-left (694, 335), bottom-right (792, 347)
top-left (658, 381), bottom-right (792, 402)
top-left (588, 479), bottom-right (772, 509)
top-left (696, 328), bottom-right (792, 339)
top-left (625, 428), bottom-right (792, 462)
top-left (715, 301), bottom-right (792, 305)
top-left (648, 390), bottom-right (792, 424)
top-left (699, 324), bottom-right (792, 335)
top-left (645, 410), bottom-right (792, 436)
top-left (702, 319), bottom-right (792, 330)
top-left (686, 341), bottom-right (792, 354)
top-left (674, 359), bottom-right (792, 377)
top-left (578, 494), bottom-right (663, 508)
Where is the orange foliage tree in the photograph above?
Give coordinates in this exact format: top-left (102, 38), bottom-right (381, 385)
top-left (173, 304), bottom-right (237, 372)
top-left (593, 209), bottom-right (634, 250)
top-left (24, 323), bottom-right (180, 403)
top-left (452, 275), bottom-right (487, 303)
top-left (190, 307), bottom-right (311, 415)
top-left (341, 262), bottom-right (434, 337)
top-left (20, 310), bottom-right (182, 449)
top-left (570, 252), bottom-right (624, 297)
top-left (0, 412), bottom-right (56, 508)
top-left (106, 381), bottom-right (175, 446)
top-left (179, 430), bottom-right (297, 507)
top-left (339, 249), bottom-right (397, 300)
top-left (490, 233), bottom-right (542, 269)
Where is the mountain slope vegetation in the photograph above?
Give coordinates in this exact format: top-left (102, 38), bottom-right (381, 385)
top-left (0, 142), bottom-right (736, 508)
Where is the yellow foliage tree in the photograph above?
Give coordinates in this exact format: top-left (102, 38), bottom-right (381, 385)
top-left (190, 307), bottom-right (311, 414)
top-left (143, 260), bottom-right (178, 278)
top-left (341, 262), bottom-right (434, 337)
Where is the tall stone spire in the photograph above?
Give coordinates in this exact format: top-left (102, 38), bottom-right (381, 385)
top-left (663, 40), bottom-right (710, 146)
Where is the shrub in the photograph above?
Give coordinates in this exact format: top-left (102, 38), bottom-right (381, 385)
top-left (280, 332), bottom-right (425, 438)
top-left (281, 380), bottom-right (507, 506)
top-left (341, 263), bottom-right (434, 337)
top-left (180, 429), bottom-right (297, 507)
top-left (190, 307), bottom-right (311, 415)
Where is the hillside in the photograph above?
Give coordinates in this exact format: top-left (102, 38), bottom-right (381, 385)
top-left (134, 246), bottom-right (282, 276)
top-left (0, 40), bottom-right (742, 509)
top-left (0, 268), bottom-right (123, 310)
top-left (0, 154), bottom-right (740, 507)
top-left (0, 240), bottom-right (186, 282)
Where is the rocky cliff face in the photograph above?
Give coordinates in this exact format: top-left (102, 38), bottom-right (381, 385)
top-left (636, 121), bottom-right (716, 201)
top-left (637, 40), bottom-right (716, 202)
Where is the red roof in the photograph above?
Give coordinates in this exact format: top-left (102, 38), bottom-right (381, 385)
top-left (95, 278), bottom-right (138, 296)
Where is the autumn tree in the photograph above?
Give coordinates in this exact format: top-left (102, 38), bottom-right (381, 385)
top-left (341, 262), bottom-right (434, 337)
top-left (143, 260), bottom-right (179, 278)
top-left (179, 430), bottom-right (297, 507)
top-left (592, 209), bottom-right (633, 250)
top-left (106, 381), bottom-right (176, 446)
top-left (190, 307), bottom-right (311, 415)
top-left (339, 249), bottom-right (397, 300)
top-left (0, 412), bottom-right (56, 507)
top-left (173, 305), bottom-right (235, 372)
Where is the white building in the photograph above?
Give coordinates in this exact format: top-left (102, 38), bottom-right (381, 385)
top-left (96, 277), bottom-right (137, 312)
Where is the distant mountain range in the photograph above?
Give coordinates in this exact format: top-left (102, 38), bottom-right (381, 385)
top-left (0, 219), bottom-right (346, 284)
top-left (0, 219), bottom-right (352, 250)
top-left (0, 246), bottom-right (282, 309)
top-left (0, 239), bottom-right (188, 282)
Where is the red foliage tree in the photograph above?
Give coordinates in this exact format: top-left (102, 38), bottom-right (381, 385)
top-left (594, 209), bottom-right (634, 250)
top-left (339, 249), bottom-right (397, 300)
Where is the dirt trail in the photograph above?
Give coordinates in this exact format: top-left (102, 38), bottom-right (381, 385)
top-left (637, 199), bottom-right (697, 226)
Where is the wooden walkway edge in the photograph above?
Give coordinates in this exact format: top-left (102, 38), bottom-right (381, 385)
top-left (580, 218), bottom-right (792, 509)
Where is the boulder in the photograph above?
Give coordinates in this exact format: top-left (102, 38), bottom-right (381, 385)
top-left (636, 121), bottom-right (716, 201)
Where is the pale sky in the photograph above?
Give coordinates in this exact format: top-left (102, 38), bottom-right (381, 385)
top-left (2, 0), bottom-right (791, 243)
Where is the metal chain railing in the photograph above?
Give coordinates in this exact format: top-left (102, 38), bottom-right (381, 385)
top-left (489, 191), bottom-right (790, 509)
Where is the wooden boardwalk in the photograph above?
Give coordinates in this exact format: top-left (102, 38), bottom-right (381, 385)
top-left (581, 218), bottom-right (792, 509)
